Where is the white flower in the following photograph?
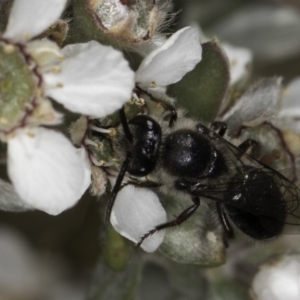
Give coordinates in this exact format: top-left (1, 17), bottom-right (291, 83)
top-left (110, 184), bottom-right (167, 253)
top-left (7, 128), bottom-right (92, 215)
top-left (43, 41), bottom-right (134, 118)
top-left (221, 43), bottom-right (253, 85)
top-left (252, 255), bottom-right (300, 300)
top-left (221, 77), bottom-right (282, 134)
top-left (0, 0), bottom-right (135, 215)
top-left (279, 77), bottom-right (300, 119)
top-left (135, 26), bottom-right (202, 90)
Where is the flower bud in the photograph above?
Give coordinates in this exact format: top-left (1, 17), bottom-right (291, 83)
top-left (71, 0), bottom-right (171, 52)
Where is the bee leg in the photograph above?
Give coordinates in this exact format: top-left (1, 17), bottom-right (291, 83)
top-left (175, 179), bottom-right (208, 194)
top-left (210, 122), bottom-right (228, 137)
top-left (105, 151), bottom-right (132, 225)
top-left (216, 203), bottom-right (234, 239)
top-left (238, 139), bottom-right (258, 156)
top-left (104, 107), bottom-right (135, 225)
top-left (126, 180), bottom-right (162, 189)
top-left (155, 99), bottom-right (177, 128)
top-left (136, 197), bottom-right (200, 248)
top-left (150, 98), bottom-right (177, 127)
top-left (119, 106), bottom-right (133, 142)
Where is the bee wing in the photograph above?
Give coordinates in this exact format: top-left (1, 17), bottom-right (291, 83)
top-left (197, 130), bottom-right (300, 233)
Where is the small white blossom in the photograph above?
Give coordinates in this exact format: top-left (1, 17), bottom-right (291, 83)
top-left (0, 0), bottom-right (135, 214)
top-left (136, 26), bottom-right (202, 90)
top-left (279, 77), bottom-right (300, 118)
top-left (7, 128), bottom-right (92, 215)
top-left (79, 0), bottom-right (170, 54)
top-left (43, 41), bottom-right (134, 119)
top-left (252, 255), bottom-right (300, 300)
top-left (221, 43), bottom-right (253, 85)
top-left (221, 77), bottom-right (282, 134)
top-left (110, 184), bottom-right (167, 253)
top-left (273, 77), bottom-right (300, 135)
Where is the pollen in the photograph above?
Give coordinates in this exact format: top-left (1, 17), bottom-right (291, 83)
top-left (51, 66), bottom-right (62, 73)
top-left (56, 82), bottom-right (64, 88)
top-left (99, 160), bottom-right (106, 166)
top-left (108, 128), bottom-right (116, 136)
top-left (97, 142), bottom-right (104, 150)
top-left (129, 98), bottom-right (135, 105)
top-left (3, 44), bottom-right (15, 53)
top-left (0, 117), bottom-right (8, 124)
top-left (26, 131), bottom-right (36, 138)
top-left (135, 97), bottom-right (145, 106)
top-left (23, 32), bottom-right (31, 40)
top-left (150, 81), bottom-right (157, 88)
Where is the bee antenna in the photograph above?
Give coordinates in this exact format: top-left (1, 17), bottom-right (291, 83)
top-left (119, 106), bottom-right (133, 143)
top-left (105, 151), bottom-right (132, 225)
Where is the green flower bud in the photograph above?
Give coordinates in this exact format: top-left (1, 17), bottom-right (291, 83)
top-left (0, 41), bottom-right (37, 135)
top-left (69, 0), bottom-right (171, 52)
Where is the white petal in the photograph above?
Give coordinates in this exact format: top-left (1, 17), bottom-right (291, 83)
top-left (44, 41), bottom-right (135, 118)
top-left (221, 43), bottom-right (252, 85)
top-left (26, 40), bottom-right (64, 69)
top-left (3, 0), bottom-right (67, 42)
top-left (280, 78), bottom-right (300, 117)
top-left (110, 185), bottom-right (167, 253)
top-left (252, 255), bottom-right (300, 300)
top-left (7, 127), bottom-right (91, 215)
top-left (77, 147), bottom-right (92, 197)
top-left (136, 27), bottom-right (202, 88)
top-left (222, 77), bottom-right (282, 133)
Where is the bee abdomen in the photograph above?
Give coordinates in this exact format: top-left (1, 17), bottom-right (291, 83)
top-left (224, 168), bottom-right (286, 239)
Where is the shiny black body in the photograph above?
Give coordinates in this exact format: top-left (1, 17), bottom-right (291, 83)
top-left (162, 129), bottom-right (226, 179)
top-left (127, 115), bottom-right (161, 176)
top-left (106, 106), bottom-right (300, 245)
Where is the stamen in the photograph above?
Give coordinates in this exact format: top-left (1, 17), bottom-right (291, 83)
top-left (135, 97), bottom-right (145, 106)
top-left (132, 93), bottom-right (145, 106)
top-left (103, 161), bottom-right (114, 167)
top-left (90, 155), bottom-right (105, 167)
top-left (150, 81), bottom-right (157, 88)
top-left (89, 125), bottom-right (110, 134)
top-left (89, 125), bottom-right (116, 136)
top-left (84, 139), bottom-right (99, 148)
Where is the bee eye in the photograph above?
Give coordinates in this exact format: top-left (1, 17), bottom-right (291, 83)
top-left (128, 115), bottom-right (161, 176)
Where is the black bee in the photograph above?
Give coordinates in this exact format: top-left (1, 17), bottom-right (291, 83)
top-left (105, 95), bottom-right (300, 247)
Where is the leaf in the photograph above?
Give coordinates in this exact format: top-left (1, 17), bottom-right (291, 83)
top-left (158, 192), bottom-right (227, 267)
top-left (169, 41), bottom-right (230, 122)
top-left (88, 226), bottom-right (142, 300)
